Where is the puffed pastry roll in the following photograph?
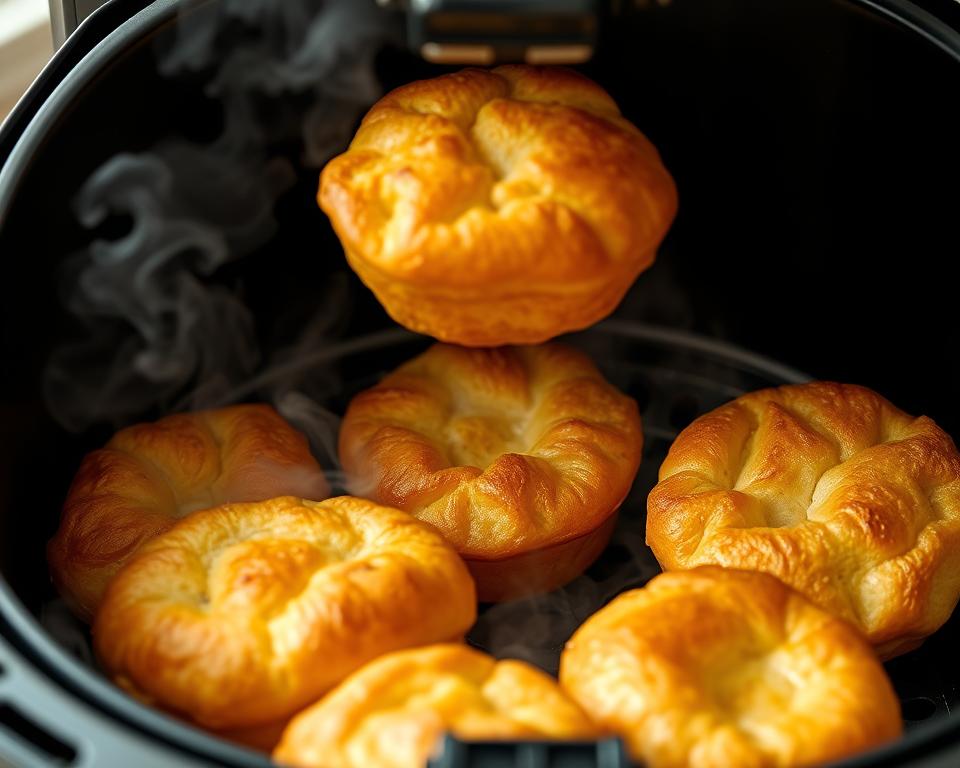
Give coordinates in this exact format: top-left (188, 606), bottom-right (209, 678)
top-left (275, 643), bottom-right (599, 768)
top-left (94, 496), bottom-right (477, 730)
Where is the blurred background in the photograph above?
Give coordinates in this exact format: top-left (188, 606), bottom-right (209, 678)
top-left (0, 0), bottom-right (52, 121)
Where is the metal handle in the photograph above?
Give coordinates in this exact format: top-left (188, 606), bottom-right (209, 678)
top-left (1, 633), bottom-right (636, 768)
top-left (429, 735), bottom-right (634, 768)
top-left (404, 0), bottom-right (601, 66)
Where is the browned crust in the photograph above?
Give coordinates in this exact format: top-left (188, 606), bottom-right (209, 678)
top-left (338, 343), bottom-right (642, 599)
top-left (646, 381), bottom-right (960, 658)
top-left (47, 404), bottom-right (329, 621)
top-left (93, 496), bottom-right (477, 730)
top-left (465, 512), bottom-right (619, 603)
top-left (274, 643), bottom-right (599, 768)
top-left (560, 567), bottom-right (903, 767)
top-left (319, 65), bottom-right (677, 346)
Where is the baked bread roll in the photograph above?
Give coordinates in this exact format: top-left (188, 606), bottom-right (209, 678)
top-left (274, 643), bottom-right (598, 768)
top-left (94, 496), bottom-right (476, 730)
top-left (560, 567), bottom-right (902, 768)
top-left (647, 382), bottom-right (960, 658)
top-left (319, 65), bottom-right (677, 347)
top-left (48, 404), bottom-right (330, 621)
top-left (339, 342), bottom-right (643, 601)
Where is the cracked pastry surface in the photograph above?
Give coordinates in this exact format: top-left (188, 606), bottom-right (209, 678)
top-left (93, 496), bottom-right (477, 730)
top-left (647, 382), bottom-right (960, 658)
top-left (338, 342), bottom-right (643, 601)
top-left (274, 643), bottom-right (598, 768)
top-left (560, 567), bottom-right (902, 768)
top-left (48, 404), bottom-right (330, 621)
top-left (319, 64), bottom-right (677, 346)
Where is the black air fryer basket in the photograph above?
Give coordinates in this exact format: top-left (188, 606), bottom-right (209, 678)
top-left (2, 0), bottom-right (960, 765)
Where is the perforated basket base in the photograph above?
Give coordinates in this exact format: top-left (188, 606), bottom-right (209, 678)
top-left (474, 322), bottom-right (960, 736)
top-left (36, 321), bottom-right (960, 759)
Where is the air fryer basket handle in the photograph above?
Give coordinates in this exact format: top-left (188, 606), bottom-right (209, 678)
top-left (8, 0), bottom-right (958, 172)
top-left (1, 623), bottom-right (635, 768)
top-left (429, 735), bottom-right (633, 768)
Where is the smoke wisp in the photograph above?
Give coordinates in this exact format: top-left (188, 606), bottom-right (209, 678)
top-left (39, 0), bottom-right (740, 690)
top-left (43, 0), bottom-right (395, 433)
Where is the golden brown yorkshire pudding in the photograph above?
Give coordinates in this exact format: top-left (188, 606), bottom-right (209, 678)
top-left (560, 567), bottom-right (902, 768)
top-left (48, 404), bottom-right (330, 621)
top-left (339, 342), bottom-right (643, 601)
top-left (93, 496), bottom-right (477, 731)
top-left (647, 382), bottom-right (960, 659)
top-left (319, 65), bottom-right (677, 347)
top-left (274, 643), bottom-right (598, 768)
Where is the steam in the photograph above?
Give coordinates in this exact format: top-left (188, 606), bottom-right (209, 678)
top-left (43, 0), bottom-right (395, 433)
top-left (259, 276), bottom-right (356, 470)
top-left (41, 0), bottom-right (687, 694)
top-left (470, 492), bottom-right (662, 675)
top-left (159, 0), bottom-right (391, 164)
top-left (44, 147), bottom-right (289, 431)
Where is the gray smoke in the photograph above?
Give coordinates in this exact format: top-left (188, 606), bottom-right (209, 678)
top-left (469, 479), bottom-right (662, 675)
top-left (160, 0), bottom-right (390, 164)
top-left (40, 0), bottom-right (702, 698)
top-left (41, 0), bottom-right (397, 673)
top-left (43, 0), bottom-right (395, 433)
top-left (44, 146), bottom-right (290, 431)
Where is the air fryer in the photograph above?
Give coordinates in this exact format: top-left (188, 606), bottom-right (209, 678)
top-left (1, 0), bottom-right (960, 765)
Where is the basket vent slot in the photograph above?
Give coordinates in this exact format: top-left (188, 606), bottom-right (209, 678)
top-left (0, 703), bottom-right (77, 764)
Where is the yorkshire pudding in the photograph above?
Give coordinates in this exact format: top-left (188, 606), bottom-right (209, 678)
top-left (93, 496), bottom-right (477, 729)
top-left (647, 382), bottom-right (960, 658)
top-left (560, 567), bottom-right (902, 768)
top-left (319, 65), bottom-right (677, 346)
top-left (339, 342), bottom-right (643, 601)
top-left (275, 643), bottom-right (598, 768)
top-left (48, 404), bottom-right (329, 620)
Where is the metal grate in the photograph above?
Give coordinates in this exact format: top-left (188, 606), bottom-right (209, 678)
top-left (36, 321), bottom-right (960, 754)
top-left (469, 320), bottom-right (808, 676)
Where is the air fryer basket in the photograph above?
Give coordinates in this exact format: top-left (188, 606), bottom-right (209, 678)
top-left (1, 0), bottom-right (960, 765)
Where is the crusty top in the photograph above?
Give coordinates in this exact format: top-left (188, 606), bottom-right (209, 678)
top-left (274, 643), bottom-right (598, 768)
top-left (647, 382), bottom-right (960, 658)
top-left (319, 65), bottom-right (677, 290)
top-left (93, 496), bottom-right (477, 730)
top-left (48, 404), bottom-right (330, 620)
top-left (339, 343), bottom-right (643, 558)
top-left (560, 567), bottom-right (902, 768)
